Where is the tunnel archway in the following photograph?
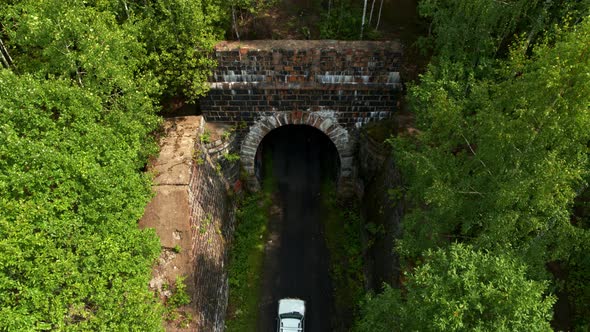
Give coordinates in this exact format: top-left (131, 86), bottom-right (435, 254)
top-left (240, 111), bottom-right (352, 190)
top-left (255, 125), bottom-right (341, 189)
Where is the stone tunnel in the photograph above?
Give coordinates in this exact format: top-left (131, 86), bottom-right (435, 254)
top-left (200, 40), bottom-right (403, 190)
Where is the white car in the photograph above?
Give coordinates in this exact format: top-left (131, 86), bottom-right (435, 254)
top-left (277, 298), bottom-right (305, 332)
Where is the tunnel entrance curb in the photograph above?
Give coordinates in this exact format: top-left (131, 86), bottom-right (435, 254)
top-left (240, 111), bottom-right (353, 191)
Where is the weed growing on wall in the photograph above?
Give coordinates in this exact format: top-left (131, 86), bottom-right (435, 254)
top-left (223, 152), bottom-right (241, 163)
top-left (168, 276), bottom-right (191, 309)
top-left (164, 276), bottom-right (192, 327)
top-left (200, 130), bottom-right (212, 144)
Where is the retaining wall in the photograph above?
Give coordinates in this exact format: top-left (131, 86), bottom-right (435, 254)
top-left (140, 116), bottom-right (237, 331)
top-left (358, 130), bottom-right (404, 290)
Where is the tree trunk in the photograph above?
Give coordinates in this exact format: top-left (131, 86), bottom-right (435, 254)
top-left (0, 37), bottom-right (12, 69)
top-left (232, 5), bottom-right (240, 41)
top-left (376, 0), bottom-right (384, 30)
top-left (368, 0), bottom-right (376, 27)
top-left (361, 0), bottom-right (368, 39)
top-left (0, 52), bottom-right (9, 69)
top-left (121, 0), bottom-right (129, 18)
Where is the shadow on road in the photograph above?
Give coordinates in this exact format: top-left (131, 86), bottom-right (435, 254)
top-left (257, 125), bottom-right (339, 332)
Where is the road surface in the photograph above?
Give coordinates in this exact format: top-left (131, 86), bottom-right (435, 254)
top-left (257, 126), bottom-right (336, 332)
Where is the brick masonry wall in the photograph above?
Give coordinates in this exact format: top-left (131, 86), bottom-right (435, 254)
top-left (139, 116), bottom-right (237, 332)
top-left (202, 130), bottom-right (243, 185)
top-left (187, 127), bottom-right (237, 332)
top-left (201, 40), bottom-right (403, 128)
top-left (358, 130), bottom-right (404, 291)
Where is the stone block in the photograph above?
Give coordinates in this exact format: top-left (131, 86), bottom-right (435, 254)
top-left (153, 118), bottom-right (201, 186)
top-left (140, 185), bottom-right (191, 249)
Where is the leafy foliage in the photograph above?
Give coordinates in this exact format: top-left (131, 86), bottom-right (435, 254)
top-left (223, 0), bottom-right (279, 39)
top-left (87, 0), bottom-right (224, 102)
top-left (418, 0), bottom-right (539, 66)
top-left (355, 244), bottom-right (555, 332)
top-left (319, 0), bottom-right (364, 40)
top-left (320, 182), bottom-right (365, 330)
top-left (0, 70), bottom-right (162, 331)
top-left (394, 15), bottom-right (590, 275)
top-left (0, 0), bottom-right (226, 330)
top-left (168, 276), bottom-right (191, 309)
top-left (357, 1), bottom-right (590, 329)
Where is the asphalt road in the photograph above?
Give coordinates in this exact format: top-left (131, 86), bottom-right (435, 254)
top-left (257, 126), bottom-right (336, 332)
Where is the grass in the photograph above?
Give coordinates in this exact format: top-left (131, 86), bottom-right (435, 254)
top-left (225, 155), bottom-right (275, 332)
top-left (225, 191), bottom-right (271, 332)
top-left (320, 181), bottom-right (365, 330)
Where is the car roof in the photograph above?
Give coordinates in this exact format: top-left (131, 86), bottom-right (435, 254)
top-left (279, 317), bottom-right (303, 331)
top-left (278, 298), bottom-right (305, 316)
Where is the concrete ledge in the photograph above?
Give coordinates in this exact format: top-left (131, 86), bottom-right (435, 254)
top-left (152, 117), bottom-right (200, 186)
top-left (214, 39), bottom-right (402, 52)
top-left (140, 185), bottom-right (191, 249)
top-left (209, 81), bottom-right (403, 90)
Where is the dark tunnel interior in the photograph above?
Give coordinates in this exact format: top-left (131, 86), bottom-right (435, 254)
top-left (255, 124), bottom-right (341, 189)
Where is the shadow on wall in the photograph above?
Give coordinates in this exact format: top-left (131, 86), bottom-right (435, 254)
top-left (191, 253), bottom-right (228, 332)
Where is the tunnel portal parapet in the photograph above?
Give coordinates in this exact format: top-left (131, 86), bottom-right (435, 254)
top-left (202, 40), bottom-right (403, 192)
top-left (201, 40), bottom-right (403, 129)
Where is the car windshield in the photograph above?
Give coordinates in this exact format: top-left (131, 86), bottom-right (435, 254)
top-left (279, 311), bottom-right (303, 320)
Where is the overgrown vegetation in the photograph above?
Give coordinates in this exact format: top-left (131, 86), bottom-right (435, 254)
top-left (225, 191), bottom-right (271, 332)
top-left (357, 0), bottom-right (590, 330)
top-left (226, 152), bottom-right (276, 331)
top-left (225, 0), bottom-right (279, 40)
top-left (0, 0), bottom-right (226, 329)
top-left (320, 182), bottom-right (365, 330)
top-left (319, 0), bottom-right (382, 40)
top-left (355, 244), bottom-right (555, 331)
top-left (164, 276), bottom-right (192, 326)
top-left (223, 152), bottom-right (241, 163)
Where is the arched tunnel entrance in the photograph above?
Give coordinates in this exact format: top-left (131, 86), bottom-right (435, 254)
top-left (255, 124), bottom-right (341, 189)
top-left (254, 125), bottom-right (339, 332)
top-left (239, 111), bottom-right (353, 193)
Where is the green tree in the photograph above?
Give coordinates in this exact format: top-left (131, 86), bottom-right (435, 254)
top-left (89, 0), bottom-right (225, 102)
top-left (393, 16), bottom-right (590, 276)
top-left (1, 0), bottom-right (157, 95)
top-left (418, 0), bottom-right (539, 65)
top-left (355, 244), bottom-right (555, 332)
top-left (225, 0), bottom-right (278, 40)
top-left (0, 1), bottom-right (175, 329)
top-left (0, 70), bottom-right (162, 330)
top-left (348, 0), bottom-right (590, 329)
top-left (319, 0), bottom-right (365, 40)
top-left (1, 0), bottom-right (160, 163)
top-left (132, 0), bottom-right (223, 101)
top-left (418, 0), bottom-right (590, 79)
